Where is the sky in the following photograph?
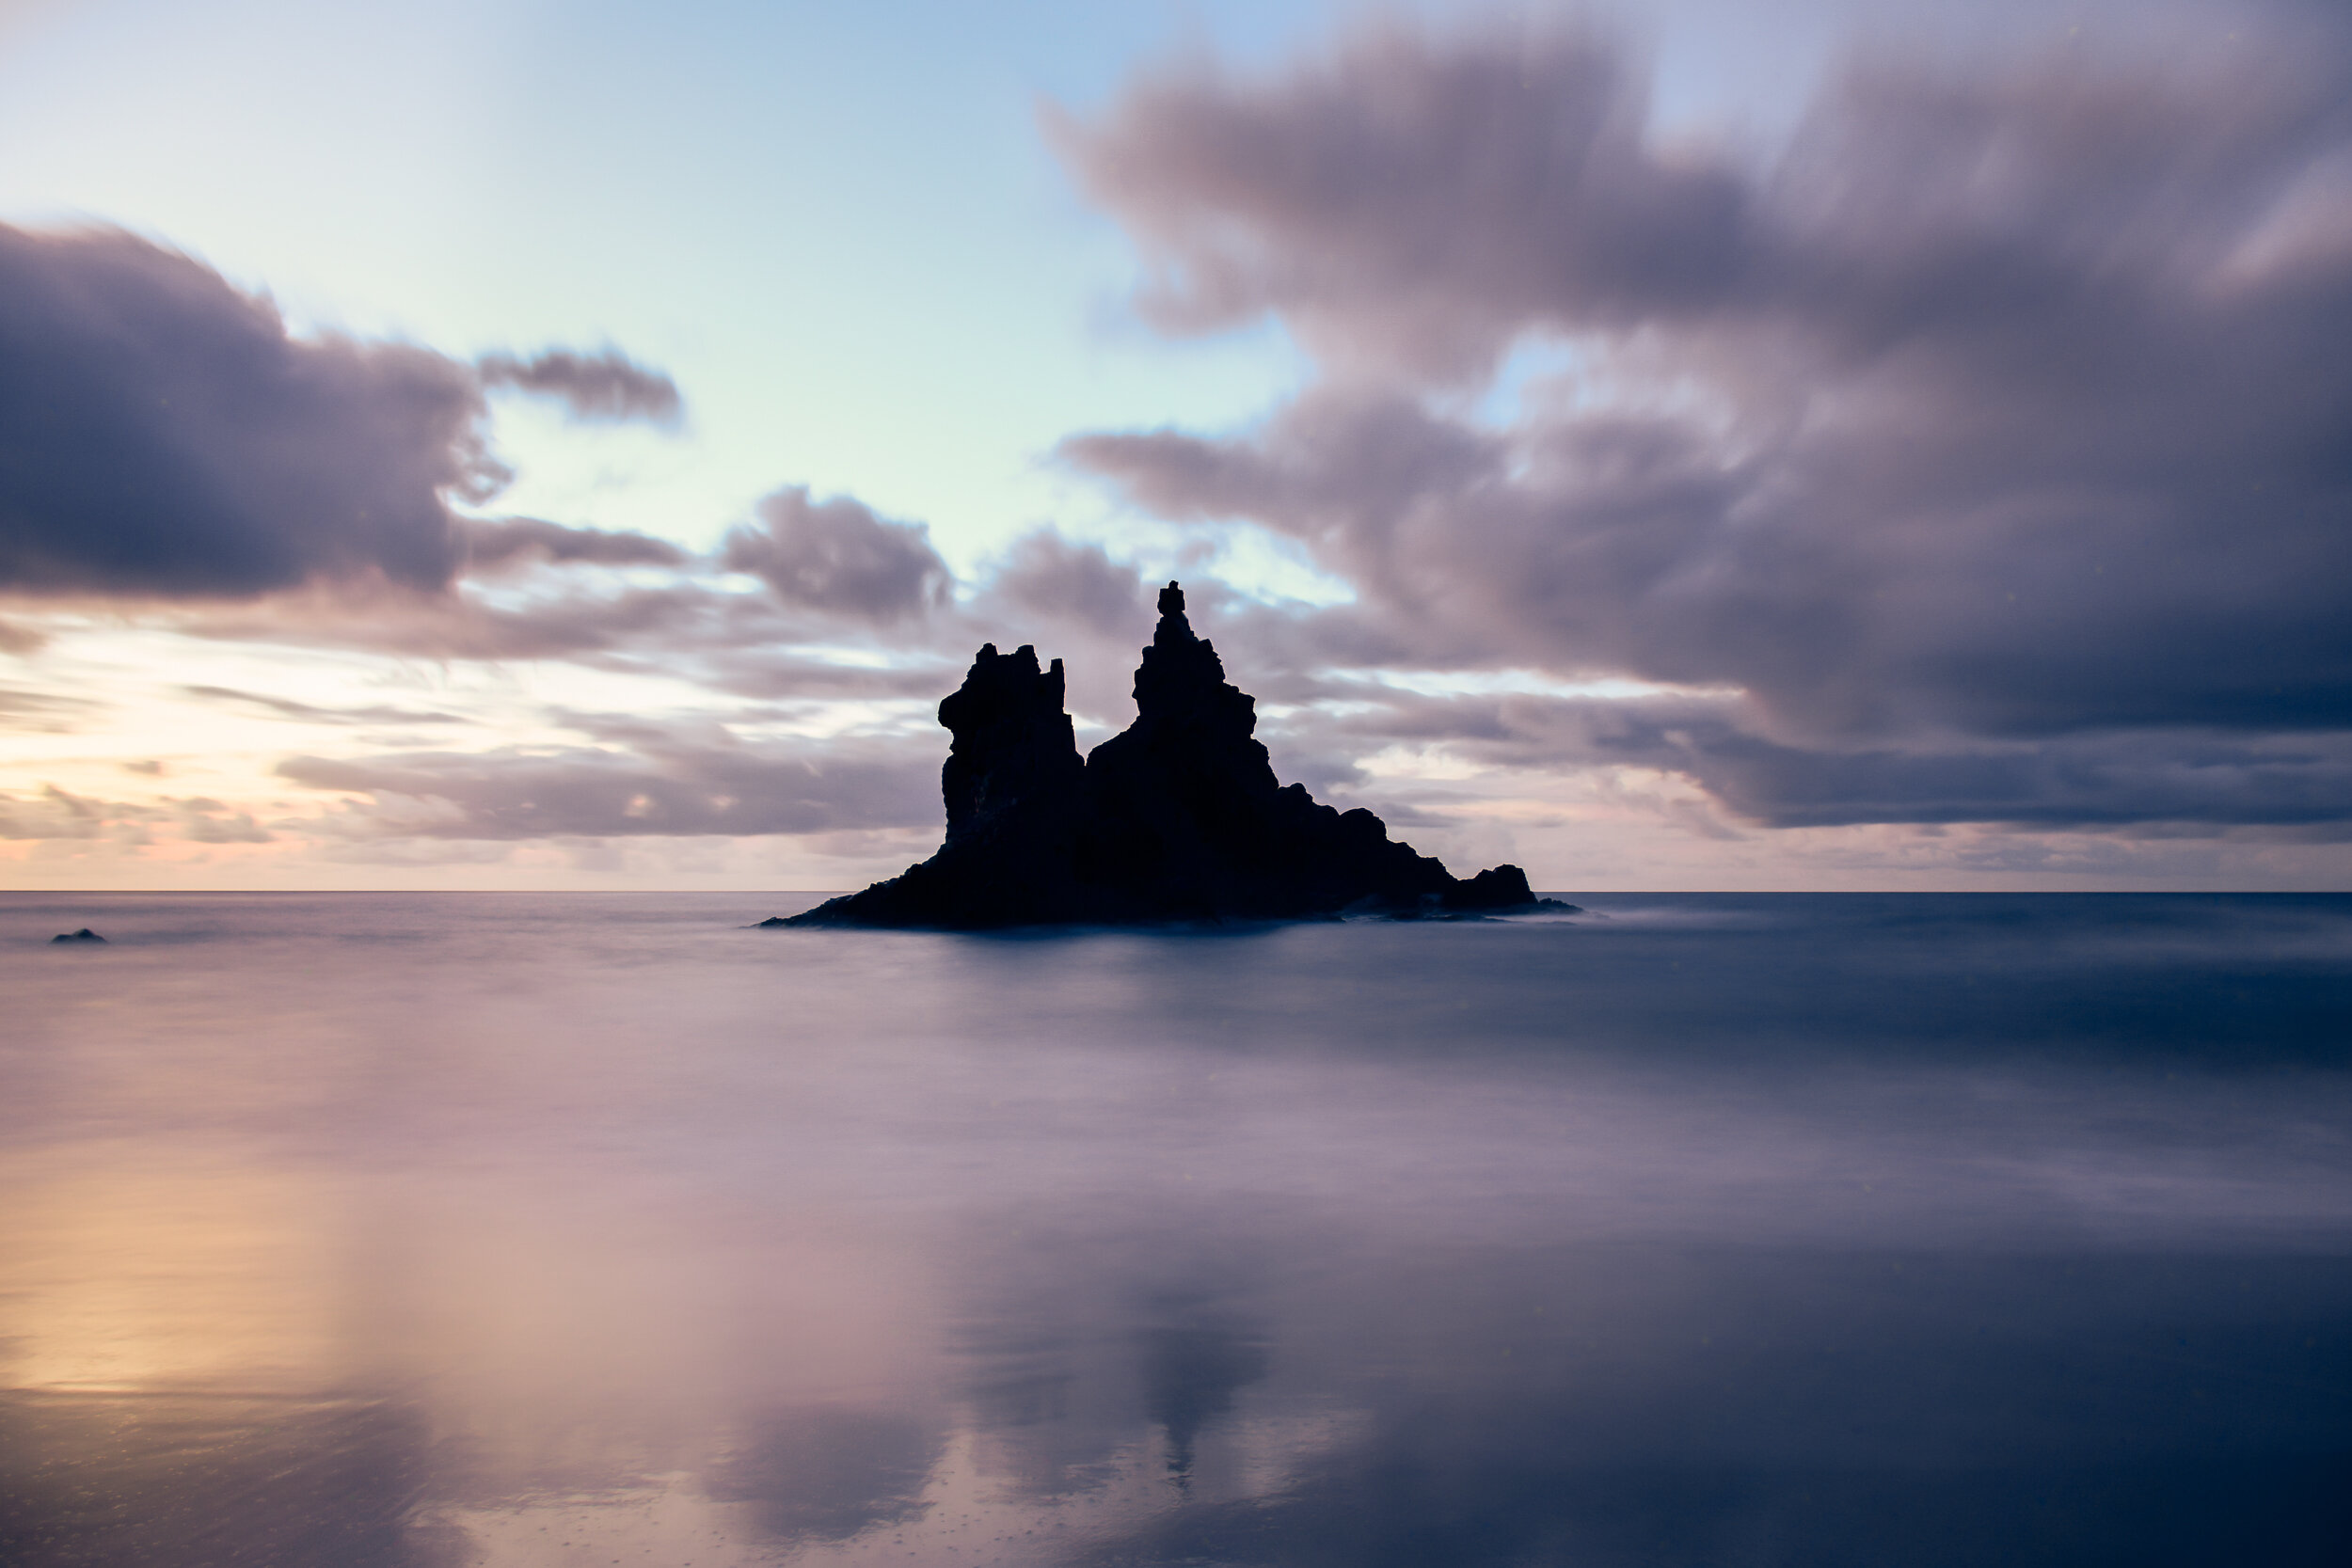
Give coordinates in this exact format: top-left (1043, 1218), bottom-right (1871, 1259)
top-left (2, 0), bottom-right (2347, 891)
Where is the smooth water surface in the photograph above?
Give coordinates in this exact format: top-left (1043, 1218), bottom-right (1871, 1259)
top-left (2, 894), bottom-right (2349, 1565)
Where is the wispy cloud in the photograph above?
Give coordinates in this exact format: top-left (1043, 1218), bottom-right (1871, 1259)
top-left (177, 685), bottom-right (469, 727)
top-left (458, 516), bottom-right (690, 574)
top-left (476, 346), bottom-right (683, 425)
top-left (279, 724), bottom-right (937, 841)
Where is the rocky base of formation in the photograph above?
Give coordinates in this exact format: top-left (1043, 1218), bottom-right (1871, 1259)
top-left (775, 583), bottom-right (1575, 930)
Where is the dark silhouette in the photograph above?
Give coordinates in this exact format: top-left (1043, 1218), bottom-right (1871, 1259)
top-left (776, 583), bottom-right (1572, 928)
top-left (49, 927), bottom-right (104, 943)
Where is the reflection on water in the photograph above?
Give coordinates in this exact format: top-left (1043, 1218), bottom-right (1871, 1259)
top-left (1, 894), bottom-right (2348, 1565)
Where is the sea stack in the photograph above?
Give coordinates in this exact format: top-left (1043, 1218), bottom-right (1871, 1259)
top-left (780, 583), bottom-right (1568, 928)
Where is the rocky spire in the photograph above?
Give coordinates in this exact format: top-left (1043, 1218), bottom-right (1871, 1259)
top-left (1129, 580), bottom-right (1260, 740)
top-left (938, 642), bottom-right (1080, 850)
top-left (773, 582), bottom-right (1569, 928)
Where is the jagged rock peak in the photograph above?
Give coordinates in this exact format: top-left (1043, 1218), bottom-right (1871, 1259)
top-left (939, 641), bottom-right (1080, 847)
top-left (1149, 578), bottom-right (1205, 651)
top-left (1135, 580), bottom-right (1251, 735)
top-left (941, 641), bottom-right (1066, 730)
top-left (772, 580), bottom-right (1575, 928)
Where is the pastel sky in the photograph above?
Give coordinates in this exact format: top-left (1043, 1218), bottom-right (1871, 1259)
top-left (4, 0), bottom-right (2346, 891)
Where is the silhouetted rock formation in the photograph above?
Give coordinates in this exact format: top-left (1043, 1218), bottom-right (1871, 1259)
top-left (50, 927), bottom-right (105, 943)
top-left (782, 583), bottom-right (1573, 928)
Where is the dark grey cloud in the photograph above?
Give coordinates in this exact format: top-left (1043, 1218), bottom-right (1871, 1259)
top-left (1056, 10), bottom-right (2352, 833)
top-left (1055, 13), bottom-right (2352, 383)
top-left (1268, 684), bottom-right (2352, 835)
top-left (0, 224), bottom-right (501, 599)
top-left (0, 226), bottom-right (696, 610)
top-left (721, 487), bottom-right (953, 621)
top-left (475, 346), bottom-right (683, 425)
top-left (278, 723), bottom-right (937, 840)
top-left (1673, 727), bottom-right (2352, 835)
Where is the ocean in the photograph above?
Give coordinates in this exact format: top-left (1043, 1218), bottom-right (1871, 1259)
top-left (2, 892), bottom-right (2348, 1565)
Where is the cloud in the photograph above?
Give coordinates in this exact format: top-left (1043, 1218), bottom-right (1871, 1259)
top-left (0, 783), bottom-right (262, 844)
top-left (1625, 722), bottom-right (2352, 835)
top-left (152, 566), bottom-right (970, 719)
top-left (278, 723), bottom-right (938, 840)
top-left (170, 576), bottom-right (791, 662)
top-left (173, 796), bottom-right (274, 842)
top-left (679, 653), bottom-right (961, 703)
top-left (457, 515), bottom-right (689, 573)
top-left (1055, 13), bottom-right (2352, 833)
top-left (177, 684), bottom-right (468, 727)
top-left (0, 223), bottom-right (502, 598)
top-left (1046, 24), bottom-right (1744, 382)
top-left (986, 530), bottom-right (1151, 641)
top-left (0, 684), bottom-right (96, 732)
top-left (475, 346), bottom-right (683, 425)
top-left (1276, 684), bottom-right (2352, 833)
top-left (952, 530), bottom-right (1165, 722)
top-left (721, 487), bottom-right (953, 621)
top-left (0, 784), bottom-right (122, 840)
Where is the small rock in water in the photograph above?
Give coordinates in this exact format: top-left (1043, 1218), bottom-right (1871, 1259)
top-left (51, 927), bottom-right (106, 943)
